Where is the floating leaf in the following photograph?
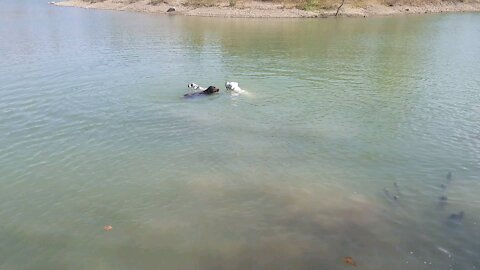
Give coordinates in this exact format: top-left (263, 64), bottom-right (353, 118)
top-left (344, 256), bottom-right (357, 266)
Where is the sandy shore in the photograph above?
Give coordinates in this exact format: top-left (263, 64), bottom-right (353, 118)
top-left (52, 0), bottom-right (480, 18)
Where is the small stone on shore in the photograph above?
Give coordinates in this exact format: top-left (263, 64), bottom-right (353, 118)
top-left (167, 7), bottom-right (176, 12)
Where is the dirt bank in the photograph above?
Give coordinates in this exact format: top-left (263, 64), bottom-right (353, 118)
top-left (52, 0), bottom-right (480, 18)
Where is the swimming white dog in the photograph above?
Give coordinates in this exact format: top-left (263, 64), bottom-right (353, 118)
top-left (225, 81), bottom-right (246, 96)
top-left (187, 83), bottom-right (206, 91)
top-left (225, 81), bottom-right (241, 92)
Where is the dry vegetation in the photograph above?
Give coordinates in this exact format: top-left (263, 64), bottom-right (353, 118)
top-left (149, 0), bottom-right (166, 5)
top-left (181, 0), bottom-right (342, 9)
top-left (184, 0), bottom-right (218, 7)
top-left (82, 0), bottom-right (166, 4)
top-left (308, 0), bottom-right (475, 9)
top-left (80, 0), bottom-right (341, 9)
top-left (83, 0), bottom-right (106, 3)
top-left (382, 0), bottom-right (467, 6)
top-left (196, 0), bottom-right (364, 10)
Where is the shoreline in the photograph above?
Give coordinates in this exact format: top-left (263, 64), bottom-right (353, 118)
top-left (52, 0), bottom-right (480, 18)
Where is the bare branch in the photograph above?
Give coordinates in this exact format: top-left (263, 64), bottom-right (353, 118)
top-left (335, 0), bottom-right (345, 16)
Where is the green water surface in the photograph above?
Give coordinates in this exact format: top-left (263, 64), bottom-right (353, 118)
top-left (1, 1), bottom-right (479, 269)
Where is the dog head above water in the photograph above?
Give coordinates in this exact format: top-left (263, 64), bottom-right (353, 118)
top-left (203, 86), bottom-right (220, 94)
top-left (225, 81), bottom-right (239, 91)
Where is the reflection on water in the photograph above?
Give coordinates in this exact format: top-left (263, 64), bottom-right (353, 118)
top-left (1, 1), bottom-right (479, 269)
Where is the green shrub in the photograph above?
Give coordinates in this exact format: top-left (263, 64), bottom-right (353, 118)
top-left (149, 0), bottom-right (165, 5)
top-left (185, 0), bottom-right (217, 7)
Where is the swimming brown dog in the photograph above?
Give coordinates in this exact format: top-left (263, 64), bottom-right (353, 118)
top-left (184, 86), bottom-right (219, 97)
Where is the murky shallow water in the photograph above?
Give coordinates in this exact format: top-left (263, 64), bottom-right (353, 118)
top-left (1, 1), bottom-right (479, 269)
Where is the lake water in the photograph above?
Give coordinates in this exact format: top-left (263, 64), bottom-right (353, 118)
top-left (1, 1), bottom-right (479, 269)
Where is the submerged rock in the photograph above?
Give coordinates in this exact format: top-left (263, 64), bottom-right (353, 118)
top-left (438, 195), bottom-right (448, 208)
top-left (383, 188), bottom-right (391, 198)
top-left (393, 182), bottom-right (398, 188)
top-left (448, 211), bottom-right (464, 223)
top-left (383, 183), bottom-right (401, 203)
top-left (393, 182), bottom-right (401, 195)
top-left (383, 188), bottom-right (398, 201)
